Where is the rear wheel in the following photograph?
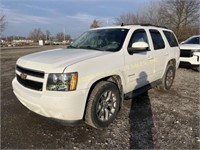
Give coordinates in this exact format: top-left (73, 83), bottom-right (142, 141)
top-left (193, 65), bottom-right (200, 72)
top-left (158, 64), bottom-right (176, 91)
top-left (85, 81), bottom-right (120, 129)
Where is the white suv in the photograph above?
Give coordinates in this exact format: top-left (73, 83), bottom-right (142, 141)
top-left (12, 25), bottom-right (180, 128)
top-left (179, 35), bottom-right (200, 71)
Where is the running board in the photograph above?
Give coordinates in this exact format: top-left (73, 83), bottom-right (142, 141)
top-left (124, 79), bottom-right (161, 100)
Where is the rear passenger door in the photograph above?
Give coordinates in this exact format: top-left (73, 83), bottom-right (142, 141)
top-left (149, 29), bottom-right (168, 79)
top-left (163, 30), bottom-right (180, 68)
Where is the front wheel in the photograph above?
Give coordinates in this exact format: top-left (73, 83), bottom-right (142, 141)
top-left (158, 64), bottom-right (176, 91)
top-left (85, 81), bottom-right (120, 129)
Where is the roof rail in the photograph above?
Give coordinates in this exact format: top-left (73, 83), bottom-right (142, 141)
top-left (120, 23), bottom-right (168, 29)
top-left (140, 24), bottom-right (168, 29)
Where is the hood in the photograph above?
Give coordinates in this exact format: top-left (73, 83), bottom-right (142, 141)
top-left (17, 48), bottom-right (111, 73)
top-left (180, 44), bottom-right (200, 50)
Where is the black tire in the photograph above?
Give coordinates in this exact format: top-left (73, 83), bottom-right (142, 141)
top-left (85, 81), bottom-right (120, 129)
top-left (193, 65), bottom-right (200, 72)
top-left (158, 64), bottom-right (176, 91)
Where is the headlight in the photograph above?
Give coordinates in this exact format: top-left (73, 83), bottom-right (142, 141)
top-left (47, 72), bottom-right (78, 91)
top-left (193, 49), bottom-right (200, 52)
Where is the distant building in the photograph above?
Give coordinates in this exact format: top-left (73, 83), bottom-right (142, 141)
top-left (39, 40), bottom-right (44, 46)
top-left (12, 39), bottom-right (34, 44)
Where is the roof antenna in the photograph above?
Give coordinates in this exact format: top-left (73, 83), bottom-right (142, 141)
top-left (121, 23), bottom-right (124, 26)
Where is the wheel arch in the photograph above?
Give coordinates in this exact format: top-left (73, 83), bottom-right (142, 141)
top-left (83, 75), bottom-right (124, 121)
top-left (168, 59), bottom-right (176, 67)
top-left (162, 58), bottom-right (177, 77)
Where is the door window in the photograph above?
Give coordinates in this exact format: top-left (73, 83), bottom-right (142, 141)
top-left (149, 29), bottom-right (165, 50)
top-left (128, 29), bottom-right (149, 49)
top-left (163, 31), bottom-right (178, 47)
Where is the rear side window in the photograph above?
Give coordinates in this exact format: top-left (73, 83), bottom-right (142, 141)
top-left (149, 29), bottom-right (165, 50)
top-left (163, 31), bottom-right (178, 47)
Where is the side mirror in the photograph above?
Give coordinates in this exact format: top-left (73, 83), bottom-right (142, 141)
top-left (180, 41), bottom-right (185, 44)
top-left (128, 41), bottom-right (149, 54)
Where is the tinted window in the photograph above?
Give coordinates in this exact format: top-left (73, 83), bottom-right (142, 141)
top-left (184, 37), bottom-right (200, 44)
top-left (163, 31), bottom-right (178, 47)
top-left (128, 29), bottom-right (148, 48)
top-left (150, 29), bottom-right (165, 50)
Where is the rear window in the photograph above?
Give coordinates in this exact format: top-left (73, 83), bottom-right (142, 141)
top-left (163, 31), bottom-right (178, 47)
top-left (149, 29), bottom-right (165, 50)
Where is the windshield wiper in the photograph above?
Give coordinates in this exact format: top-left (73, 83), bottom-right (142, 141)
top-left (68, 45), bottom-right (77, 48)
top-left (79, 46), bottom-right (102, 51)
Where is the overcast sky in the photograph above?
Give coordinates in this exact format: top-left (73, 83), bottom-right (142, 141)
top-left (1, 0), bottom-right (150, 38)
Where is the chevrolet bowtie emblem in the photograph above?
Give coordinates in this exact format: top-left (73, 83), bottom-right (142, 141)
top-left (20, 73), bottom-right (27, 79)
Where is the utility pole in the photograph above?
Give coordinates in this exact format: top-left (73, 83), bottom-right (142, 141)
top-left (63, 28), bottom-right (65, 41)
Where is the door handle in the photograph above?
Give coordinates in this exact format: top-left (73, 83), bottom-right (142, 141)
top-left (164, 53), bottom-right (169, 56)
top-left (147, 56), bottom-right (153, 60)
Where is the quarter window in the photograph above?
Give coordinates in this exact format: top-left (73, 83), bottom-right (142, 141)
top-left (150, 29), bottom-right (165, 50)
top-left (163, 31), bottom-right (178, 47)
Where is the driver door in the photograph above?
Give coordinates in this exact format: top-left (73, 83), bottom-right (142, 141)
top-left (124, 28), bottom-right (155, 93)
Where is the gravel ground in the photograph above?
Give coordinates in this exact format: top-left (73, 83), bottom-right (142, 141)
top-left (1, 46), bottom-right (200, 149)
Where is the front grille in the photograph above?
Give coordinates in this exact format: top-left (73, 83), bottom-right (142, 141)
top-left (16, 65), bottom-right (44, 78)
top-left (180, 49), bottom-right (193, 57)
top-left (17, 75), bottom-right (43, 91)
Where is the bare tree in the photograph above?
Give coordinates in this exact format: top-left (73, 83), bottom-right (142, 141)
top-left (56, 32), bottom-right (64, 42)
top-left (159, 0), bottom-right (200, 40)
top-left (46, 30), bottom-right (50, 40)
top-left (115, 0), bottom-right (199, 41)
top-left (142, 1), bottom-right (165, 26)
top-left (56, 32), bottom-right (71, 42)
top-left (29, 28), bottom-right (45, 42)
top-left (65, 34), bottom-right (72, 41)
top-left (49, 35), bottom-right (54, 41)
top-left (0, 12), bottom-right (6, 34)
top-left (114, 12), bottom-right (147, 25)
top-left (90, 19), bottom-right (100, 28)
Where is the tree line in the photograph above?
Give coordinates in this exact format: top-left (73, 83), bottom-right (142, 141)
top-left (28, 28), bottom-right (72, 42)
top-left (1, 0), bottom-right (199, 42)
top-left (90, 0), bottom-right (200, 42)
top-left (114, 0), bottom-right (200, 41)
top-left (0, 11), bottom-right (6, 36)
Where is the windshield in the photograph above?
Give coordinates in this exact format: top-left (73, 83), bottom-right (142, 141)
top-left (69, 28), bottom-right (129, 52)
top-left (184, 36), bottom-right (200, 44)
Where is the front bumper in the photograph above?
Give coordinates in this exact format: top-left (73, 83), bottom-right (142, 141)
top-left (180, 53), bottom-right (200, 66)
top-left (12, 77), bottom-right (89, 121)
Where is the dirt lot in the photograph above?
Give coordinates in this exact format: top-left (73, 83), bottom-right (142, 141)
top-left (1, 46), bottom-right (199, 149)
